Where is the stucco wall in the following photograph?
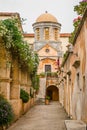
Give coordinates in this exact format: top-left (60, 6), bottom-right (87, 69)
top-left (63, 16), bottom-right (87, 122)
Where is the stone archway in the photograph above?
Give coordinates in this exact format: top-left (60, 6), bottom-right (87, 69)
top-left (46, 85), bottom-right (59, 101)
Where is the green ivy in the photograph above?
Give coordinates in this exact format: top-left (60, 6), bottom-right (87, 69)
top-left (0, 18), bottom-right (39, 75)
top-left (31, 75), bottom-right (40, 91)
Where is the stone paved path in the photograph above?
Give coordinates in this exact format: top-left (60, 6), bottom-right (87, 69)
top-left (7, 101), bottom-right (68, 130)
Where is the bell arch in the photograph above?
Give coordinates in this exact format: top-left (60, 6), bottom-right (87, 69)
top-left (46, 85), bottom-right (59, 101)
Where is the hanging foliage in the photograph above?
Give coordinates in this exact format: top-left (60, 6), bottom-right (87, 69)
top-left (0, 18), bottom-right (39, 75)
top-left (31, 75), bottom-right (40, 91)
top-left (74, 0), bottom-right (87, 16)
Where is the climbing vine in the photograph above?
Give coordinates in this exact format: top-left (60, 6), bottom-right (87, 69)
top-left (31, 74), bottom-right (40, 91)
top-left (0, 18), bottom-right (39, 75)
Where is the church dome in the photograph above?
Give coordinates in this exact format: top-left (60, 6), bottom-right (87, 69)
top-left (36, 11), bottom-right (58, 23)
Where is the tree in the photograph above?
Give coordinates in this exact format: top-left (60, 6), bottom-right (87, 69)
top-left (69, 0), bottom-right (87, 44)
top-left (74, 0), bottom-right (87, 16)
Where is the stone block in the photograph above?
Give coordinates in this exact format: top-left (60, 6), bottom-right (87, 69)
top-left (10, 99), bottom-right (22, 121)
top-left (65, 120), bottom-right (86, 130)
top-left (10, 85), bottom-right (20, 99)
top-left (23, 100), bottom-right (31, 114)
top-left (0, 82), bottom-right (10, 100)
top-left (30, 98), bottom-right (34, 107)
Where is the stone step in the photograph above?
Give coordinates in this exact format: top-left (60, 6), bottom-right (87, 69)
top-left (65, 120), bottom-right (86, 130)
top-left (35, 98), bottom-right (45, 105)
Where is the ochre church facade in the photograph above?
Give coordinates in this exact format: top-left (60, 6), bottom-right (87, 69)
top-left (24, 12), bottom-right (70, 102)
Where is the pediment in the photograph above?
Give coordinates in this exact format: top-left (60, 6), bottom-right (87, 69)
top-left (38, 44), bottom-right (58, 51)
top-left (37, 44), bottom-right (58, 57)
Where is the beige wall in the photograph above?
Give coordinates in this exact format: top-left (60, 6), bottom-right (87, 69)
top-left (24, 37), bottom-right (34, 44)
top-left (60, 37), bottom-right (69, 54)
top-left (37, 44), bottom-right (58, 73)
top-left (23, 34), bottom-right (70, 74)
top-left (62, 15), bottom-right (87, 122)
top-left (0, 16), bottom-right (12, 20)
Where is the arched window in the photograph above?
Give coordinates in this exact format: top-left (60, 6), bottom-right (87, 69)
top-left (36, 28), bottom-right (40, 40)
top-left (44, 27), bottom-right (49, 40)
top-left (54, 28), bottom-right (58, 40)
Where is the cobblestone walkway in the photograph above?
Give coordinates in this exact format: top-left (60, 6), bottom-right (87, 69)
top-left (8, 102), bottom-right (68, 130)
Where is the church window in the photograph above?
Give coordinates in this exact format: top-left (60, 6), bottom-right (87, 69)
top-left (45, 48), bottom-right (50, 53)
top-left (77, 72), bottom-right (79, 89)
top-left (45, 65), bottom-right (51, 72)
top-left (54, 28), bottom-right (58, 40)
top-left (36, 28), bottom-right (40, 40)
top-left (44, 27), bottom-right (49, 40)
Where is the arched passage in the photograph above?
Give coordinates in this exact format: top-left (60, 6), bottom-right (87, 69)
top-left (46, 85), bottom-right (59, 101)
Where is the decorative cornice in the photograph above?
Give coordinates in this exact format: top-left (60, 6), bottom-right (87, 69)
top-left (60, 33), bottom-right (71, 37)
top-left (23, 33), bottom-right (71, 38)
top-left (23, 33), bottom-right (34, 37)
top-left (0, 78), bottom-right (12, 83)
top-left (11, 80), bottom-right (20, 84)
top-left (0, 12), bottom-right (19, 16)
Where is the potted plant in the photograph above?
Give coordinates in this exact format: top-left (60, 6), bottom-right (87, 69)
top-left (45, 96), bottom-right (50, 105)
top-left (20, 89), bottom-right (29, 103)
top-left (39, 72), bottom-right (45, 78)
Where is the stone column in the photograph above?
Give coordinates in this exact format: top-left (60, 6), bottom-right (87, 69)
top-left (10, 58), bottom-right (20, 99)
top-left (50, 26), bottom-right (54, 41)
top-left (40, 27), bottom-right (44, 41)
top-left (0, 40), bottom-right (11, 100)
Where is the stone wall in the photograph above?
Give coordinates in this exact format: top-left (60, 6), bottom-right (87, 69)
top-left (0, 37), bottom-right (35, 122)
top-left (62, 12), bottom-right (87, 122)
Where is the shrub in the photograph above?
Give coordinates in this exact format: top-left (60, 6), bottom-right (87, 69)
top-left (20, 89), bottom-right (29, 103)
top-left (0, 95), bottom-right (14, 128)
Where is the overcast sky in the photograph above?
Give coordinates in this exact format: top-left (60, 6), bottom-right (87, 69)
top-left (0, 0), bottom-right (80, 33)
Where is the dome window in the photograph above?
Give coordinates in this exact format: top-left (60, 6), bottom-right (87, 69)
top-left (45, 48), bottom-right (50, 53)
top-left (44, 27), bottom-right (49, 40)
top-left (54, 28), bottom-right (58, 40)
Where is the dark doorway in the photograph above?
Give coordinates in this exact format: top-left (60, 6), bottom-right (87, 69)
top-left (46, 85), bottom-right (59, 101)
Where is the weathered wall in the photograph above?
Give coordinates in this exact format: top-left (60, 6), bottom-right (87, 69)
top-left (63, 15), bottom-right (87, 122)
top-left (0, 37), bottom-right (35, 122)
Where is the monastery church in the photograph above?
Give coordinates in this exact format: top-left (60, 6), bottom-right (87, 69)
top-left (24, 11), bottom-right (70, 101)
top-left (1, 6), bottom-right (87, 129)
